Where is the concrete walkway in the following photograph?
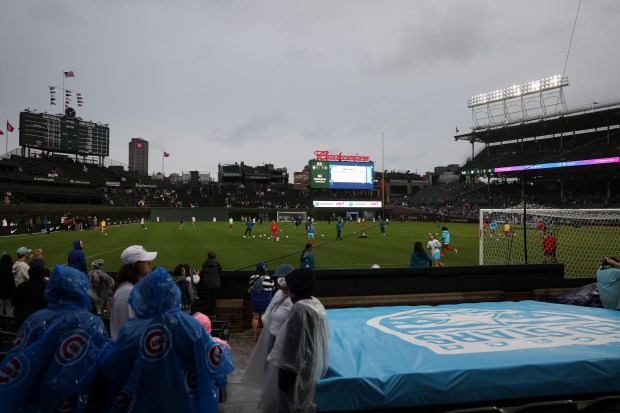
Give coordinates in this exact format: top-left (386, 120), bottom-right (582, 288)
top-left (219, 329), bottom-right (262, 413)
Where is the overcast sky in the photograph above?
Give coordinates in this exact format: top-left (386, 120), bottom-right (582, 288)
top-left (2, 0), bottom-right (620, 180)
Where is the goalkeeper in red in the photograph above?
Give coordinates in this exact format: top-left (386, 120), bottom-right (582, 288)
top-left (440, 226), bottom-right (458, 257)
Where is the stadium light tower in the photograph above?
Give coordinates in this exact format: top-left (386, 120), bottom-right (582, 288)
top-left (468, 75), bottom-right (569, 129)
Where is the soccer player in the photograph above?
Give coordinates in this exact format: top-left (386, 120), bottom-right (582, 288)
top-left (192, 216), bottom-right (196, 227)
top-left (335, 218), bottom-right (343, 240)
top-left (229, 217), bottom-right (233, 230)
top-left (307, 222), bottom-right (316, 245)
top-left (178, 217), bottom-right (184, 230)
top-left (101, 219), bottom-right (107, 236)
top-left (542, 230), bottom-right (558, 263)
top-left (379, 218), bottom-right (386, 235)
top-left (489, 221), bottom-right (497, 237)
top-left (427, 233), bottom-right (444, 267)
top-left (245, 219), bottom-right (255, 237)
top-left (270, 220), bottom-right (279, 241)
top-left (502, 222), bottom-right (512, 238)
top-left (140, 217), bottom-right (145, 230)
top-left (537, 218), bottom-right (546, 235)
top-left (439, 226), bottom-right (458, 256)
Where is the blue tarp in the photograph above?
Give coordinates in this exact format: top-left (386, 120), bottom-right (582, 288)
top-left (317, 301), bottom-right (620, 411)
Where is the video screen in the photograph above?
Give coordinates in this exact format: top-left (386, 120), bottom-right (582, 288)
top-left (309, 160), bottom-right (374, 190)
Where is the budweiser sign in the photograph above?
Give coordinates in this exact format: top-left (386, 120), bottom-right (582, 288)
top-left (314, 150), bottom-right (371, 162)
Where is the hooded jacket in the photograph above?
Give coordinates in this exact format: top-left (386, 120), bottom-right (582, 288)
top-left (67, 240), bottom-right (87, 273)
top-left (99, 267), bottom-right (234, 413)
top-left (0, 265), bottom-right (111, 412)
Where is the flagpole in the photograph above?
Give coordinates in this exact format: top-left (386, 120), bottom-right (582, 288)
top-left (4, 125), bottom-right (7, 156)
top-left (162, 153), bottom-right (165, 176)
top-left (62, 72), bottom-right (65, 113)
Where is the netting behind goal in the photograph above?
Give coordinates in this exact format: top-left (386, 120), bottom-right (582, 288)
top-left (276, 211), bottom-right (308, 223)
top-left (480, 208), bottom-right (620, 278)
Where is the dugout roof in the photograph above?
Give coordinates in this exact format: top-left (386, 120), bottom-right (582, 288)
top-left (455, 101), bottom-right (620, 145)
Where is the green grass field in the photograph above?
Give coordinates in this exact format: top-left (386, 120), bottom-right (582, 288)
top-left (0, 220), bottom-right (604, 277)
top-left (0, 221), bottom-right (479, 273)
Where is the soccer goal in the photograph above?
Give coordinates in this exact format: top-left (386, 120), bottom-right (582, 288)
top-left (479, 208), bottom-right (620, 278)
top-left (276, 211), bottom-right (308, 223)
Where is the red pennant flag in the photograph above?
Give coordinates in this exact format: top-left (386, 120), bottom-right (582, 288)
top-left (0, 130), bottom-right (4, 136)
top-left (64, 71), bottom-right (75, 77)
top-left (7, 121), bottom-right (14, 132)
top-left (163, 152), bottom-right (170, 157)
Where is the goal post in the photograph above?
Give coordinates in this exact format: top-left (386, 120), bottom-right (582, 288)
top-left (276, 211), bottom-right (308, 223)
top-left (479, 208), bottom-right (620, 278)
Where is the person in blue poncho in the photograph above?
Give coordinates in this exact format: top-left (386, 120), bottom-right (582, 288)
top-left (99, 266), bottom-right (234, 413)
top-left (0, 264), bottom-right (111, 412)
top-left (67, 239), bottom-right (88, 273)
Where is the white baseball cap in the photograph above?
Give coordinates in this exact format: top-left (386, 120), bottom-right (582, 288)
top-left (120, 245), bottom-right (157, 265)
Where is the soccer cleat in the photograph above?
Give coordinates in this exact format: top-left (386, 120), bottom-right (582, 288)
top-left (454, 249), bottom-right (458, 254)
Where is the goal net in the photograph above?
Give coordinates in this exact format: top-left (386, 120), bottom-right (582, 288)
top-left (480, 208), bottom-right (620, 278)
top-left (276, 211), bottom-right (308, 223)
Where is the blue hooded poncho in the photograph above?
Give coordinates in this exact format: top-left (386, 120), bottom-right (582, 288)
top-left (0, 264), bottom-right (111, 413)
top-left (98, 266), bottom-right (234, 413)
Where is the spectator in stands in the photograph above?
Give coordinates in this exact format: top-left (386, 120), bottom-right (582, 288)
top-left (201, 250), bottom-right (222, 317)
top-left (173, 264), bottom-right (196, 312)
top-left (0, 265), bottom-right (110, 412)
top-left (67, 240), bottom-right (87, 273)
top-left (300, 243), bottom-right (315, 270)
top-left (0, 252), bottom-right (15, 316)
top-left (29, 248), bottom-right (45, 269)
top-left (87, 259), bottom-right (115, 315)
top-left (249, 262), bottom-right (274, 341)
top-left (597, 257), bottom-right (620, 310)
top-left (11, 265), bottom-right (48, 328)
top-left (257, 268), bottom-right (329, 413)
top-left (409, 241), bottom-right (432, 268)
top-left (244, 264), bottom-right (295, 389)
top-left (13, 246), bottom-right (31, 286)
top-left (99, 267), bottom-right (233, 413)
top-left (110, 245), bottom-right (157, 341)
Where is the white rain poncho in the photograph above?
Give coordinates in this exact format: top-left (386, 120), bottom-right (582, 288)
top-left (258, 297), bottom-right (330, 413)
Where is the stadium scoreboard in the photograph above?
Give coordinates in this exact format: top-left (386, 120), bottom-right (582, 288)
top-left (309, 159), bottom-right (374, 190)
top-left (19, 110), bottom-right (110, 156)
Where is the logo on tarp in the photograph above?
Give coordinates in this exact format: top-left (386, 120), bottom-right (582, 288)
top-left (10, 326), bottom-right (29, 352)
top-left (140, 324), bottom-right (171, 360)
top-left (367, 307), bottom-right (620, 354)
top-left (184, 368), bottom-right (198, 397)
top-left (112, 389), bottom-right (135, 412)
top-left (207, 342), bottom-right (223, 368)
top-left (56, 332), bottom-right (89, 365)
top-left (0, 355), bottom-right (29, 387)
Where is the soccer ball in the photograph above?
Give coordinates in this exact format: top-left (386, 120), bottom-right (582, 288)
top-left (276, 237), bottom-right (280, 241)
top-left (321, 234), bottom-right (324, 237)
top-left (253, 235), bottom-right (255, 238)
top-left (286, 235), bottom-right (289, 238)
